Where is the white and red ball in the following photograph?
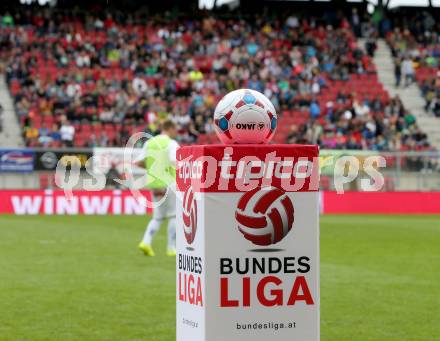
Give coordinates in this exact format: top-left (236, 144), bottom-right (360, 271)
top-left (214, 89), bottom-right (277, 144)
top-left (182, 187), bottom-right (198, 244)
top-left (235, 187), bottom-right (294, 246)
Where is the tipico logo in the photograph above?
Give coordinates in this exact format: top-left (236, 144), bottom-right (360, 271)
top-left (182, 186), bottom-right (198, 244)
top-left (235, 186), bottom-right (294, 246)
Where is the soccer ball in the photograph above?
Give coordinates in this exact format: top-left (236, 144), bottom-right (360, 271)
top-left (213, 89), bottom-right (277, 144)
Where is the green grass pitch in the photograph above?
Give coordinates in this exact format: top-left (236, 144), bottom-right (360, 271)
top-left (0, 214), bottom-right (439, 340)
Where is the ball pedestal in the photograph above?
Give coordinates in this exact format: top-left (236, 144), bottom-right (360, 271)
top-left (176, 144), bottom-right (320, 341)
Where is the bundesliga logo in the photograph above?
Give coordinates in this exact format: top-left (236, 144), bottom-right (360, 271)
top-left (235, 186), bottom-right (294, 246)
top-left (182, 186), bottom-right (198, 244)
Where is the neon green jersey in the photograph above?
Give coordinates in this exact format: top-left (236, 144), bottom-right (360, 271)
top-left (144, 134), bottom-right (179, 190)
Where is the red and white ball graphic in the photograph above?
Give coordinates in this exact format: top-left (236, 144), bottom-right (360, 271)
top-left (235, 187), bottom-right (294, 246)
top-left (182, 187), bottom-right (198, 244)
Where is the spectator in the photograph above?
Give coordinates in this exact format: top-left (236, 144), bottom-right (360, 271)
top-left (132, 77), bottom-right (148, 96)
top-left (309, 101), bottom-right (321, 119)
top-left (365, 37), bottom-right (377, 57)
top-left (59, 120), bottom-right (75, 147)
top-left (401, 56), bottom-right (415, 87)
top-left (1, 12), bottom-right (14, 27)
top-left (353, 99), bottom-right (370, 117)
top-left (394, 58), bottom-right (402, 88)
top-left (38, 123), bottom-right (53, 146)
top-left (49, 124), bottom-right (61, 142)
top-left (351, 9), bottom-right (361, 38)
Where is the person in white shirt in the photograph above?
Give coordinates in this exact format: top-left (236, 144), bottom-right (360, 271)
top-left (401, 56), bottom-right (415, 87)
top-left (59, 120), bottom-right (75, 147)
top-left (132, 76), bottom-right (148, 95)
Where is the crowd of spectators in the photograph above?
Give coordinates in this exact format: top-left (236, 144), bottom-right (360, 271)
top-left (386, 11), bottom-right (439, 117)
top-left (0, 7), bottom-right (433, 152)
top-left (287, 94), bottom-right (430, 151)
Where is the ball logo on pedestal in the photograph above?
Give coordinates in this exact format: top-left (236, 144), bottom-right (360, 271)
top-left (235, 187), bottom-right (294, 246)
top-left (182, 186), bottom-right (198, 244)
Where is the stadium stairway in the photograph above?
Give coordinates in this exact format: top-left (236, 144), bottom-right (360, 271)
top-left (0, 75), bottom-right (23, 147)
top-left (371, 39), bottom-right (440, 149)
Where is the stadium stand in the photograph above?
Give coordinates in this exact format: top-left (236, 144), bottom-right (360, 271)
top-left (0, 8), bottom-right (434, 151)
top-left (386, 12), bottom-right (439, 117)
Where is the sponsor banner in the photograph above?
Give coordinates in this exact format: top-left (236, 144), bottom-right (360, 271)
top-left (176, 144), bottom-right (319, 193)
top-left (1, 190), bottom-right (438, 215)
top-left (176, 145), bottom-right (320, 341)
top-left (93, 147), bottom-right (145, 175)
top-left (0, 190), bottom-right (152, 215)
top-left (322, 191), bottom-right (440, 214)
top-left (34, 149), bottom-right (93, 170)
top-left (0, 149), bottom-right (34, 172)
